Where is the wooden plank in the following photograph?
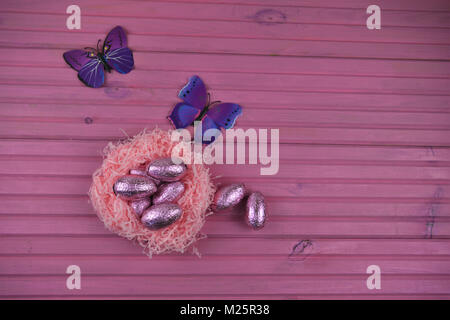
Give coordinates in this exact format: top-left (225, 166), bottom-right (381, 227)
top-left (2, 164), bottom-right (450, 199)
top-left (0, 84), bottom-right (447, 110)
top-left (1, 275), bottom-right (449, 296)
top-left (1, 256), bottom-right (450, 275)
top-left (1, 175), bottom-right (450, 197)
top-left (2, 139), bottom-right (449, 162)
top-left (2, 0), bottom-right (449, 13)
top-left (1, 0), bottom-right (449, 28)
top-left (2, 12), bottom-right (450, 45)
top-left (1, 121), bottom-right (449, 146)
top-left (2, 49), bottom-right (449, 79)
top-left (2, 67), bottom-right (450, 96)
top-left (0, 194), bottom-right (449, 217)
top-left (3, 157), bottom-right (450, 181)
top-left (2, 30), bottom-right (449, 60)
top-left (2, 237), bottom-right (450, 256)
top-left (1, 215), bottom-right (449, 238)
top-left (2, 103), bottom-right (450, 130)
top-left (138, 0), bottom-right (450, 11)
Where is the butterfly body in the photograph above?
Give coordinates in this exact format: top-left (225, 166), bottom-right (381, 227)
top-left (63, 26), bottom-right (134, 88)
top-left (95, 52), bottom-right (112, 73)
top-left (168, 75), bottom-right (243, 144)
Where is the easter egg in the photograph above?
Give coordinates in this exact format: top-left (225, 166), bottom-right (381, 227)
top-left (129, 168), bottom-right (147, 176)
top-left (246, 192), bottom-right (266, 230)
top-left (152, 182), bottom-right (185, 205)
top-left (141, 203), bottom-right (183, 230)
top-left (113, 175), bottom-right (157, 201)
top-left (130, 198), bottom-right (152, 217)
top-left (147, 157), bottom-right (187, 182)
top-left (213, 183), bottom-right (246, 211)
top-left (130, 168), bottom-right (161, 185)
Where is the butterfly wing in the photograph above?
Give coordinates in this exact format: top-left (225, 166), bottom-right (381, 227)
top-left (198, 103), bottom-right (242, 144)
top-left (103, 26), bottom-right (127, 52)
top-left (101, 26), bottom-right (134, 74)
top-left (168, 75), bottom-right (208, 129)
top-left (168, 103), bottom-right (201, 129)
top-left (105, 47), bottom-right (134, 74)
top-left (197, 115), bottom-right (221, 144)
top-left (206, 103), bottom-right (243, 129)
top-left (77, 58), bottom-right (105, 88)
top-left (178, 75), bottom-right (208, 110)
top-left (63, 49), bottom-right (92, 72)
top-left (64, 49), bottom-right (105, 88)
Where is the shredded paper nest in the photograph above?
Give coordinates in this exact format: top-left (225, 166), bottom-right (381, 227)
top-left (88, 128), bottom-right (215, 257)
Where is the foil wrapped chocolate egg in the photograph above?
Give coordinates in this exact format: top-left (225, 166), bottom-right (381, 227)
top-left (152, 182), bottom-right (185, 205)
top-left (141, 203), bottom-right (183, 230)
top-left (213, 183), bottom-right (246, 211)
top-left (130, 168), bottom-right (161, 185)
top-left (147, 157), bottom-right (187, 182)
top-left (113, 175), bottom-right (157, 201)
top-left (129, 168), bottom-right (147, 176)
top-left (130, 198), bottom-right (151, 217)
top-left (246, 192), bottom-right (266, 230)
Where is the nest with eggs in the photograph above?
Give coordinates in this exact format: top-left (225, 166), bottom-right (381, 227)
top-left (88, 128), bottom-right (216, 256)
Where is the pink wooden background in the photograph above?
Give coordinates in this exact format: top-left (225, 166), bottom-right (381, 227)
top-left (0, 0), bottom-right (450, 299)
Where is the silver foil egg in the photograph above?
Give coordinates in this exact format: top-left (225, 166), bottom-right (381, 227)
top-left (246, 192), bottom-right (266, 230)
top-left (146, 157), bottom-right (187, 182)
top-left (130, 198), bottom-right (152, 217)
top-left (152, 182), bottom-right (185, 205)
top-left (141, 203), bottom-right (183, 230)
top-left (213, 183), bottom-right (246, 211)
top-left (113, 175), bottom-right (157, 201)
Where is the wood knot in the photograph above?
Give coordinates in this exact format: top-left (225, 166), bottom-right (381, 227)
top-left (252, 9), bottom-right (287, 25)
top-left (288, 240), bottom-right (314, 261)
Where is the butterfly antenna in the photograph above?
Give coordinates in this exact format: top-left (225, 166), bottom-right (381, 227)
top-left (207, 93), bottom-right (211, 106)
top-left (209, 100), bottom-right (222, 106)
top-left (96, 39), bottom-right (101, 52)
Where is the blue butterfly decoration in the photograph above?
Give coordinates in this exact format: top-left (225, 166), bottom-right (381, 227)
top-left (168, 75), bottom-right (243, 144)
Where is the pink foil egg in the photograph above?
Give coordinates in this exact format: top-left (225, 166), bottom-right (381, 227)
top-left (113, 175), bottom-right (157, 201)
top-left (152, 182), bottom-right (185, 205)
top-left (213, 183), bottom-right (246, 211)
top-left (147, 157), bottom-right (187, 182)
top-left (129, 168), bottom-right (147, 176)
top-left (246, 192), bottom-right (266, 230)
top-left (141, 203), bottom-right (183, 230)
top-left (130, 168), bottom-right (161, 185)
top-left (130, 198), bottom-right (152, 218)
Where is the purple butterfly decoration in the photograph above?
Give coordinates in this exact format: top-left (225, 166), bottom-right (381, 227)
top-left (168, 75), bottom-right (243, 144)
top-left (63, 26), bottom-right (134, 88)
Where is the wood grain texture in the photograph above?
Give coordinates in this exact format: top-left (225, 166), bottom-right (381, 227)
top-left (0, 0), bottom-right (449, 299)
